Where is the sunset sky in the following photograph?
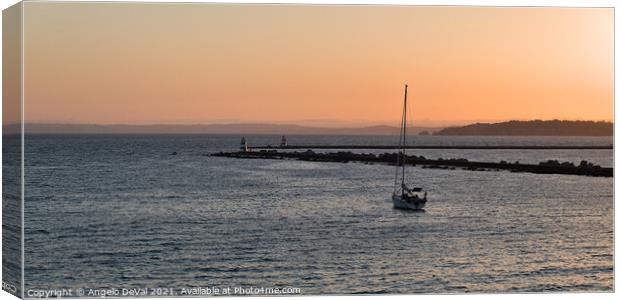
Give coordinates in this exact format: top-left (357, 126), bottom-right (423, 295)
top-left (20, 3), bottom-right (613, 126)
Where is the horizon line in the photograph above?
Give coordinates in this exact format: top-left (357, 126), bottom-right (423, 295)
top-left (5, 118), bottom-right (615, 128)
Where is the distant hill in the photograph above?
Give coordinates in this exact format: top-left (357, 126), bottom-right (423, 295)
top-left (8, 123), bottom-right (442, 135)
top-left (435, 120), bottom-right (613, 136)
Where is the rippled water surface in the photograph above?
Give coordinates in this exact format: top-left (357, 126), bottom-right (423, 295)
top-left (23, 135), bottom-right (613, 294)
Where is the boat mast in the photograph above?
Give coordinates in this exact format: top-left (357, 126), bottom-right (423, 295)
top-left (401, 84), bottom-right (408, 188)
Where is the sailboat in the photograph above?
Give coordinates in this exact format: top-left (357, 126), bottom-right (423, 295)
top-left (392, 84), bottom-right (428, 210)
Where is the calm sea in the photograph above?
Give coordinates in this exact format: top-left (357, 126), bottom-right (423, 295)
top-left (16, 135), bottom-right (613, 294)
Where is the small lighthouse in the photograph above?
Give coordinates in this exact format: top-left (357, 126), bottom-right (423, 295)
top-left (240, 136), bottom-right (248, 152)
top-left (280, 135), bottom-right (288, 147)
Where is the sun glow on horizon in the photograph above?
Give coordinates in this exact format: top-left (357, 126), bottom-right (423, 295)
top-left (18, 3), bottom-right (613, 125)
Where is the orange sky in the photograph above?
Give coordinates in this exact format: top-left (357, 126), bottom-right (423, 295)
top-left (20, 3), bottom-right (613, 126)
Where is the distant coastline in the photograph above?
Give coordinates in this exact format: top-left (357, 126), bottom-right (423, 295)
top-left (1, 120), bottom-right (613, 136)
top-left (435, 120), bottom-right (612, 136)
top-left (6, 123), bottom-right (440, 135)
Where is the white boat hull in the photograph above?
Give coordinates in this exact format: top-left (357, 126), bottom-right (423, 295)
top-left (392, 194), bottom-right (426, 210)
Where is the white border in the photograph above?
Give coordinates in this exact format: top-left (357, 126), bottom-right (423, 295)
top-left (0, 1), bottom-right (617, 300)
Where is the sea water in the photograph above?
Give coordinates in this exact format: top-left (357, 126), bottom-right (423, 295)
top-left (19, 135), bottom-right (613, 294)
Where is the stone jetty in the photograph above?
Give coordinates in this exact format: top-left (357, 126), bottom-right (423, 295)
top-left (211, 150), bottom-right (612, 177)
